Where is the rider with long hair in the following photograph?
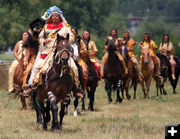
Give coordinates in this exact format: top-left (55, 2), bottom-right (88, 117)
top-left (123, 31), bottom-right (143, 81)
top-left (101, 29), bottom-right (128, 78)
top-left (82, 31), bottom-right (101, 79)
top-left (159, 34), bottom-right (176, 80)
top-left (8, 32), bottom-right (31, 94)
top-left (71, 27), bottom-right (88, 80)
top-left (139, 33), bottom-right (161, 78)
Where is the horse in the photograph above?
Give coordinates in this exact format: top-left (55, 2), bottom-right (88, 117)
top-left (123, 57), bottom-right (146, 99)
top-left (13, 54), bottom-right (32, 110)
top-left (67, 39), bottom-right (99, 115)
top-left (117, 45), bottom-right (146, 99)
top-left (157, 53), bottom-right (180, 94)
top-left (141, 46), bottom-right (164, 98)
top-left (103, 39), bottom-right (126, 104)
top-left (82, 55), bottom-right (99, 111)
top-left (34, 34), bottom-right (77, 131)
top-left (13, 18), bottom-right (45, 110)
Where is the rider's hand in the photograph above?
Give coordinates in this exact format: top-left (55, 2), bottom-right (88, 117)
top-left (43, 38), bottom-right (51, 45)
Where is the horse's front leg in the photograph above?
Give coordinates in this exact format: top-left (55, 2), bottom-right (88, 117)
top-left (140, 80), bottom-right (146, 98)
top-left (124, 79), bottom-right (131, 100)
top-left (146, 76), bottom-right (152, 98)
top-left (20, 95), bottom-right (26, 110)
top-left (59, 102), bottom-right (66, 130)
top-left (73, 97), bottom-right (80, 116)
top-left (48, 91), bottom-right (59, 131)
top-left (88, 86), bottom-right (96, 111)
top-left (133, 82), bottom-right (138, 99)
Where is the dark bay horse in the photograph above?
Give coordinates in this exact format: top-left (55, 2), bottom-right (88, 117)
top-left (103, 39), bottom-right (126, 104)
top-left (82, 55), bottom-right (99, 111)
top-left (35, 34), bottom-right (75, 131)
top-left (158, 53), bottom-right (180, 94)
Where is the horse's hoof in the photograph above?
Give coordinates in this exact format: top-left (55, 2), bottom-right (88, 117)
top-left (51, 126), bottom-right (61, 132)
top-left (119, 98), bottom-right (123, 103)
top-left (88, 106), bottom-right (94, 111)
top-left (163, 91), bottom-right (167, 95)
top-left (81, 106), bottom-right (85, 111)
top-left (127, 95), bottom-right (131, 100)
top-left (73, 111), bottom-right (78, 117)
top-left (43, 124), bottom-right (47, 130)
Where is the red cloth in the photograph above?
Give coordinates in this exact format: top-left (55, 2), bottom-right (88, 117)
top-left (40, 54), bottom-right (47, 60)
top-left (92, 62), bottom-right (101, 80)
top-left (47, 22), bottom-right (63, 29)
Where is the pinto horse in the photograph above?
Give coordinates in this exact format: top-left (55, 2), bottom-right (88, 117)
top-left (35, 34), bottom-right (76, 131)
top-left (157, 53), bottom-right (180, 94)
top-left (103, 39), bottom-right (126, 104)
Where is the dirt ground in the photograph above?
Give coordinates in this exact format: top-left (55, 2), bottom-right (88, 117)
top-left (0, 64), bottom-right (8, 90)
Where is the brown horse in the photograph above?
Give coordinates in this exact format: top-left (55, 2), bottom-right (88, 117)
top-left (103, 39), bottom-right (126, 104)
top-left (35, 34), bottom-right (77, 131)
top-left (123, 57), bottom-right (146, 99)
top-left (13, 54), bottom-right (32, 110)
top-left (117, 45), bottom-right (146, 99)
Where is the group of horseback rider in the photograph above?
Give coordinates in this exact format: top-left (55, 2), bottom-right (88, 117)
top-left (7, 6), bottom-right (176, 95)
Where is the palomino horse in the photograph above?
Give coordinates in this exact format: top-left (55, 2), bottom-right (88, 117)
top-left (35, 34), bottom-right (76, 131)
top-left (141, 46), bottom-right (163, 98)
top-left (103, 39), bottom-right (126, 104)
top-left (157, 53), bottom-right (180, 94)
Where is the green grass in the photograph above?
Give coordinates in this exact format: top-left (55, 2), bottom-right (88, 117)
top-left (0, 54), bottom-right (14, 65)
top-left (0, 54), bottom-right (14, 61)
top-left (0, 80), bottom-right (180, 139)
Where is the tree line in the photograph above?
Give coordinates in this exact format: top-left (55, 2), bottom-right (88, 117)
top-left (0, 0), bottom-right (180, 57)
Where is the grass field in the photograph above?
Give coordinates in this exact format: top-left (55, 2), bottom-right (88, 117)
top-left (0, 80), bottom-right (180, 139)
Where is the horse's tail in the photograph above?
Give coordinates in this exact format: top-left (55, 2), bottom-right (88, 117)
top-left (129, 79), bottom-right (134, 89)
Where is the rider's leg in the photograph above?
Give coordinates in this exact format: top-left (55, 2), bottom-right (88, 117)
top-left (22, 63), bottom-right (33, 89)
top-left (151, 56), bottom-right (161, 77)
top-left (115, 51), bottom-right (128, 74)
top-left (101, 53), bottom-right (108, 77)
top-left (170, 56), bottom-right (176, 80)
top-left (8, 60), bottom-right (18, 93)
top-left (68, 57), bottom-right (82, 97)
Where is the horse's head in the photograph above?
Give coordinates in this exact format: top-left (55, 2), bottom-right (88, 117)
top-left (158, 53), bottom-right (169, 75)
top-left (29, 18), bottom-right (45, 39)
top-left (54, 34), bottom-right (70, 65)
top-left (141, 46), bottom-right (150, 64)
top-left (107, 38), bottom-right (116, 52)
